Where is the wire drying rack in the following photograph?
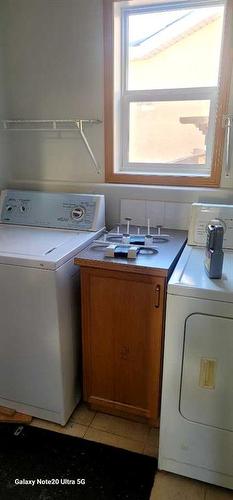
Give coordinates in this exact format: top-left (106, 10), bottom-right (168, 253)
top-left (0, 118), bottom-right (102, 174)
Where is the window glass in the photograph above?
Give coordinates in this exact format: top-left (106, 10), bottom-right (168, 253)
top-left (127, 6), bottom-right (224, 90)
top-left (128, 100), bottom-right (210, 165)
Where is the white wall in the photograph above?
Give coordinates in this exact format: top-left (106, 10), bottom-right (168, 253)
top-left (0, 0), bottom-right (233, 227)
top-left (1, 0), bottom-right (104, 184)
top-left (0, 10), bottom-right (11, 189)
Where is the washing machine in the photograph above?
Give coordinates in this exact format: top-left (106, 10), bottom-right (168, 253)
top-left (0, 190), bottom-right (105, 425)
top-left (159, 203), bottom-right (233, 490)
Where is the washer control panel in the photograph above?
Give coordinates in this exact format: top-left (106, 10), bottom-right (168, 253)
top-left (188, 203), bottom-right (233, 249)
top-left (0, 190), bottom-right (105, 231)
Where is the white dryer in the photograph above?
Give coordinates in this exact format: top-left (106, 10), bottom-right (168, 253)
top-left (0, 190), bottom-right (105, 425)
top-left (159, 244), bottom-right (233, 489)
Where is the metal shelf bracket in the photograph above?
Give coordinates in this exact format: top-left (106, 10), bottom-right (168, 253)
top-left (75, 120), bottom-right (101, 175)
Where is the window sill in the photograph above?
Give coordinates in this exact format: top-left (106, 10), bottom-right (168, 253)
top-left (106, 170), bottom-right (220, 188)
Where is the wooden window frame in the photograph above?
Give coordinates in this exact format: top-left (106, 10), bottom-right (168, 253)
top-left (103, 0), bottom-right (233, 187)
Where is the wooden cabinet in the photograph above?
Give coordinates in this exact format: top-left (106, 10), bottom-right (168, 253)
top-left (80, 267), bottom-right (166, 426)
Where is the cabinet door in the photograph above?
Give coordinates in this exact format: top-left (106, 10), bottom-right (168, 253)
top-left (81, 268), bottom-right (165, 425)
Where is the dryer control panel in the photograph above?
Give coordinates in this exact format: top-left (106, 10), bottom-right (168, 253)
top-left (0, 190), bottom-right (105, 231)
top-left (188, 203), bottom-right (233, 249)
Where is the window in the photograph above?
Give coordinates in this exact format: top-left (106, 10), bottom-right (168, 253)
top-left (104, 0), bottom-right (233, 186)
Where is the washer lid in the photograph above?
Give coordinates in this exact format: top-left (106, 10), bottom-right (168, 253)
top-left (168, 245), bottom-right (233, 302)
top-left (0, 225), bottom-right (99, 269)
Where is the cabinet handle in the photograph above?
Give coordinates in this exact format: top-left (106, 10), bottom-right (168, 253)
top-left (154, 285), bottom-right (161, 308)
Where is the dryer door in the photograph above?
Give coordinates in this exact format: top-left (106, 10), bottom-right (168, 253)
top-left (180, 313), bottom-right (233, 431)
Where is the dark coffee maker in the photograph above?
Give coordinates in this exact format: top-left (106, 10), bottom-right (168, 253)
top-left (205, 223), bottom-right (224, 279)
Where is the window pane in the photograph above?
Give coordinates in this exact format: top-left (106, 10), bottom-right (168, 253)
top-left (128, 5), bottom-right (224, 90)
top-left (128, 100), bottom-right (211, 165)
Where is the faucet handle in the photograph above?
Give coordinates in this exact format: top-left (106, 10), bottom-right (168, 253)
top-left (147, 218), bottom-right (151, 236)
top-left (157, 225), bottom-right (163, 236)
top-left (102, 229), bottom-right (109, 242)
top-left (125, 217), bottom-right (132, 235)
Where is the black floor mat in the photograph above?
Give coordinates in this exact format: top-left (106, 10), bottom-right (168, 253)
top-left (0, 423), bottom-right (157, 500)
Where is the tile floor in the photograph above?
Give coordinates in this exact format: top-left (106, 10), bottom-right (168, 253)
top-left (30, 402), bottom-right (158, 457)
top-left (30, 403), bottom-right (233, 500)
top-left (150, 472), bottom-right (233, 500)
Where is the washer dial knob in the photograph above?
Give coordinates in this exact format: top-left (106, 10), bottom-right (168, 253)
top-left (71, 207), bottom-right (85, 220)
